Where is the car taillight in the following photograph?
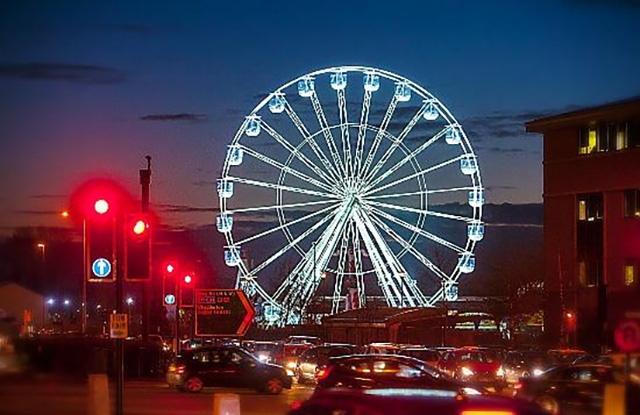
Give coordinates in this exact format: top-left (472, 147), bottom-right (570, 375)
top-left (290, 401), bottom-right (303, 410)
top-left (315, 366), bottom-right (332, 380)
top-left (176, 365), bottom-right (186, 374)
top-left (513, 381), bottom-right (523, 391)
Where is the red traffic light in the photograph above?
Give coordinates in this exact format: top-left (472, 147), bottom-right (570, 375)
top-left (132, 219), bottom-right (148, 235)
top-left (183, 274), bottom-right (193, 284)
top-left (94, 199), bottom-right (110, 215)
top-left (165, 263), bottom-right (176, 274)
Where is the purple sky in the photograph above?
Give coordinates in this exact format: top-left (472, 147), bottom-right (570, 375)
top-left (1, 0), bottom-right (639, 235)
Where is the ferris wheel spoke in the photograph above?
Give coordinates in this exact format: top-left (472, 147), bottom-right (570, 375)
top-left (234, 203), bottom-right (340, 246)
top-left (354, 207), bottom-right (416, 307)
top-left (353, 90), bottom-right (372, 180)
top-left (351, 220), bottom-right (366, 308)
top-left (364, 211), bottom-right (439, 301)
top-left (240, 145), bottom-right (337, 194)
top-left (364, 154), bottom-right (465, 197)
top-left (360, 95), bottom-right (399, 181)
top-left (226, 176), bottom-right (341, 199)
top-left (250, 206), bottom-right (340, 277)
top-left (309, 93), bottom-right (347, 178)
top-left (331, 220), bottom-right (351, 314)
top-left (364, 127), bottom-right (447, 192)
top-left (365, 186), bottom-right (475, 201)
top-left (366, 205), bottom-right (465, 253)
top-left (261, 120), bottom-right (338, 187)
top-left (282, 99), bottom-right (343, 184)
top-left (275, 200), bottom-right (356, 320)
top-left (363, 101), bottom-right (429, 184)
top-left (337, 89), bottom-right (353, 179)
top-left (366, 200), bottom-right (475, 222)
top-left (228, 199), bottom-right (336, 214)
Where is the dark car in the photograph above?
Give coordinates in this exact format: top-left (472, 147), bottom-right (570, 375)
top-left (315, 354), bottom-right (484, 395)
top-left (501, 350), bottom-right (555, 385)
top-left (166, 345), bottom-right (293, 394)
top-left (515, 363), bottom-right (639, 415)
top-left (296, 343), bottom-right (359, 384)
top-left (398, 346), bottom-right (441, 367)
top-left (288, 387), bottom-right (548, 415)
top-left (437, 347), bottom-right (507, 392)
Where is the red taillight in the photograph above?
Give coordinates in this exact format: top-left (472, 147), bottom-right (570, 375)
top-left (290, 401), bottom-right (303, 410)
top-left (513, 381), bottom-right (523, 391)
top-left (176, 365), bottom-right (186, 374)
top-left (315, 366), bottom-right (332, 380)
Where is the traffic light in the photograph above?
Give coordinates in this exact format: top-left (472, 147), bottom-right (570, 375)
top-left (87, 198), bottom-right (116, 282)
top-left (163, 261), bottom-right (178, 306)
top-left (125, 213), bottom-right (151, 281)
top-left (180, 271), bottom-right (195, 307)
top-left (564, 310), bottom-right (577, 332)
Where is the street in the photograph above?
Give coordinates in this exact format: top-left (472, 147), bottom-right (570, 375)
top-left (0, 375), bottom-right (314, 415)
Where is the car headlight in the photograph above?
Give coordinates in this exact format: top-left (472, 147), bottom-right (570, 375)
top-left (496, 366), bottom-right (505, 377)
top-left (462, 387), bottom-right (482, 395)
top-left (257, 354), bottom-right (269, 363)
top-left (460, 366), bottom-right (474, 377)
top-left (286, 361), bottom-right (297, 369)
top-left (532, 368), bottom-right (544, 377)
top-left (286, 369), bottom-right (295, 377)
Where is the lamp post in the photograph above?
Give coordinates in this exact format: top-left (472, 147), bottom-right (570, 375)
top-left (37, 243), bottom-right (46, 261)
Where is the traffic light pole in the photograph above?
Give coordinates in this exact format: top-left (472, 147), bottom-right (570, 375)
top-left (115, 214), bottom-right (125, 415)
top-left (140, 156), bottom-right (151, 341)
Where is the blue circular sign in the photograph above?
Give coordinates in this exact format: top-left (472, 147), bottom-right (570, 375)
top-left (92, 258), bottom-right (112, 278)
top-left (164, 294), bottom-right (176, 305)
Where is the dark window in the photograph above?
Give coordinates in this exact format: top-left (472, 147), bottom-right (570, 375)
top-left (629, 122), bottom-right (640, 148)
top-left (624, 190), bottom-right (640, 218)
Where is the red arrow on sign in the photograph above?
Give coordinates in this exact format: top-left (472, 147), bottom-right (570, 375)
top-left (236, 290), bottom-right (256, 336)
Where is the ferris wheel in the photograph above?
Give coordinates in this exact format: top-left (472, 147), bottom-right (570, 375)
top-left (217, 66), bottom-right (484, 326)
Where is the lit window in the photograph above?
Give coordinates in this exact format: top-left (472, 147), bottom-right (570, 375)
top-left (579, 128), bottom-right (597, 154)
top-left (578, 200), bottom-right (587, 221)
top-left (616, 124), bottom-right (628, 150)
top-left (624, 262), bottom-right (636, 286)
top-left (578, 262), bottom-right (587, 286)
top-left (624, 190), bottom-right (640, 218)
top-left (577, 194), bottom-right (603, 221)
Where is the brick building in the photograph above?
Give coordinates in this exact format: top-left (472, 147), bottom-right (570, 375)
top-left (526, 98), bottom-right (640, 352)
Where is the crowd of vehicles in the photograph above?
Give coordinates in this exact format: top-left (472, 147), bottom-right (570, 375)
top-left (165, 337), bottom-right (639, 414)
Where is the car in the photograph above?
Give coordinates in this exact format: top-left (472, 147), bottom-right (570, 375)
top-left (546, 348), bottom-right (588, 365)
top-left (437, 347), bottom-right (507, 392)
top-left (501, 350), bottom-right (555, 385)
top-left (361, 342), bottom-right (401, 354)
top-left (166, 345), bottom-right (293, 394)
top-left (287, 387), bottom-right (548, 415)
top-left (314, 354), bottom-right (484, 395)
top-left (295, 343), bottom-right (358, 384)
top-left (245, 340), bottom-right (281, 364)
top-left (397, 346), bottom-right (441, 367)
top-left (515, 363), bottom-right (639, 415)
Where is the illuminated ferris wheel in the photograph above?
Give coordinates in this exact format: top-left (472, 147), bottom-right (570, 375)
top-left (217, 66), bottom-right (484, 327)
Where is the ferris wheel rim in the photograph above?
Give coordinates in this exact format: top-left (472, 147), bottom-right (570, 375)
top-left (218, 65), bottom-right (484, 324)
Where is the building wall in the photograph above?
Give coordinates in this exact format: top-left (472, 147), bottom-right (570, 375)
top-left (542, 124), bottom-right (640, 352)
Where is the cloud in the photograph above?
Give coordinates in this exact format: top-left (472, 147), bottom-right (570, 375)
top-left (485, 185), bottom-right (518, 191)
top-left (478, 147), bottom-right (525, 154)
top-left (139, 113), bottom-right (207, 122)
top-left (0, 62), bottom-right (126, 84)
top-left (29, 194), bottom-right (66, 200)
top-left (156, 203), bottom-right (216, 213)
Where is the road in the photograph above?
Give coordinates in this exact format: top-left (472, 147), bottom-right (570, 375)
top-left (0, 374), bottom-right (314, 415)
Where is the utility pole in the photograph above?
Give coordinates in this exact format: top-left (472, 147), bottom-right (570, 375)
top-left (140, 156), bottom-right (151, 340)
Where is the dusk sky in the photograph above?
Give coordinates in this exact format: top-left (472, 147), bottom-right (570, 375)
top-left (1, 0), bottom-right (639, 236)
